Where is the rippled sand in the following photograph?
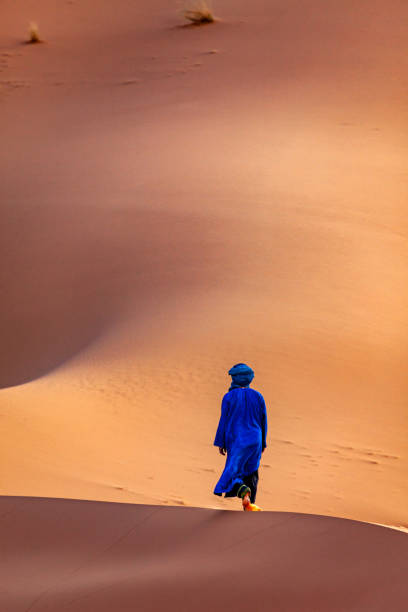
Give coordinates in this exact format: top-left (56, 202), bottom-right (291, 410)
top-left (1, 0), bottom-right (407, 529)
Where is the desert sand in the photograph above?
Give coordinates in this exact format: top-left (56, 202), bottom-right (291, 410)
top-left (1, 0), bottom-right (407, 538)
top-left (2, 496), bottom-right (408, 612)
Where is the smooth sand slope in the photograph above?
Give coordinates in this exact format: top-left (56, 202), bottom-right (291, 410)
top-left (1, 496), bottom-right (408, 612)
top-left (1, 0), bottom-right (407, 527)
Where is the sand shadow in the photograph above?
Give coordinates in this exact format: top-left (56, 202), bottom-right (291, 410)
top-left (2, 497), bottom-right (408, 612)
top-left (0, 202), bottom-right (232, 388)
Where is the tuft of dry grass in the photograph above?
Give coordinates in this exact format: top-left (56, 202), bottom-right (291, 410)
top-left (28, 22), bottom-right (41, 44)
top-left (182, 1), bottom-right (215, 24)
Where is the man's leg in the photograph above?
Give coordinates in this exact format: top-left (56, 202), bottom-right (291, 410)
top-left (241, 471), bottom-right (261, 511)
top-left (225, 478), bottom-right (262, 511)
top-left (244, 470), bottom-right (259, 504)
top-left (225, 482), bottom-right (244, 498)
top-left (236, 483), bottom-right (251, 500)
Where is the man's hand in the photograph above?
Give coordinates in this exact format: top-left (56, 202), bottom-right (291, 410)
top-left (218, 447), bottom-right (226, 455)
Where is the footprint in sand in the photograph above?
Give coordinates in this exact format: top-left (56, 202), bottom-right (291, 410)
top-left (332, 444), bottom-right (399, 464)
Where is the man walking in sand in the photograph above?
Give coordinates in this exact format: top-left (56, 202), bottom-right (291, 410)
top-left (213, 363), bottom-right (267, 511)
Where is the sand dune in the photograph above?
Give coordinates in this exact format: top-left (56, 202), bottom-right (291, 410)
top-left (1, 0), bottom-right (407, 531)
top-left (1, 496), bottom-right (408, 611)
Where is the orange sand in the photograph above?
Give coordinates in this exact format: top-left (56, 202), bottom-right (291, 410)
top-left (1, 0), bottom-right (407, 528)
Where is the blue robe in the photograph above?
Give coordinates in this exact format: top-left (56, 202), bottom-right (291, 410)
top-left (213, 387), bottom-right (267, 497)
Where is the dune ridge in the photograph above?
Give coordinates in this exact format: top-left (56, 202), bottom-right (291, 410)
top-left (1, 496), bottom-right (408, 612)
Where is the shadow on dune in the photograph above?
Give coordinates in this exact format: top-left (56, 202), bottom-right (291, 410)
top-left (1, 496), bottom-right (407, 612)
top-left (0, 202), bottom-right (233, 388)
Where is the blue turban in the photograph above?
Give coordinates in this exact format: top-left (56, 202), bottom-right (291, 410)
top-left (228, 363), bottom-right (254, 391)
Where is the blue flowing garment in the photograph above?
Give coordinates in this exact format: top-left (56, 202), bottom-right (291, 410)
top-left (213, 387), bottom-right (267, 497)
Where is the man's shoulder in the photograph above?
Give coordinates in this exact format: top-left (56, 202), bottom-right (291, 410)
top-left (249, 388), bottom-right (265, 402)
top-left (223, 389), bottom-right (237, 399)
top-left (223, 388), bottom-right (242, 402)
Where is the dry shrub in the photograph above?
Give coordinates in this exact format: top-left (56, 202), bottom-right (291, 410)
top-left (182, 1), bottom-right (215, 24)
top-left (28, 22), bottom-right (41, 43)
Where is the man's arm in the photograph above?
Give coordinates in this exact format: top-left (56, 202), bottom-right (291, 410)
top-left (214, 394), bottom-right (229, 453)
top-left (260, 396), bottom-right (268, 452)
